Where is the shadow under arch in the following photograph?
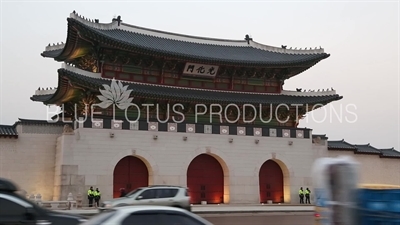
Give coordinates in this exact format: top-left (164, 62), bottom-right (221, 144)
top-left (108, 149), bottom-right (157, 186)
top-left (257, 158), bottom-right (291, 203)
top-left (184, 148), bottom-right (230, 204)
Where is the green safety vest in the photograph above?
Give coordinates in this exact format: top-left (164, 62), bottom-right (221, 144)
top-left (299, 190), bottom-right (304, 195)
top-left (305, 190), bottom-right (310, 195)
top-left (94, 191), bottom-right (101, 197)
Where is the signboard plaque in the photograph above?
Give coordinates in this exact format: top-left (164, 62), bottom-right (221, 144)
top-left (182, 62), bottom-right (219, 77)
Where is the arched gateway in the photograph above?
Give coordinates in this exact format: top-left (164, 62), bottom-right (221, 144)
top-left (259, 160), bottom-right (284, 203)
top-left (187, 154), bottom-right (224, 204)
top-left (34, 11), bottom-right (343, 205)
top-left (113, 156), bottom-right (148, 198)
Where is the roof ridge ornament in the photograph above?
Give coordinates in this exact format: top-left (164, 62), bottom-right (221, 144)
top-left (34, 87), bottom-right (57, 96)
top-left (69, 11), bottom-right (117, 30)
top-left (44, 41), bottom-right (65, 52)
top-left (244, 34), bottom-right (252, 44)
top-left (112, 15), bottom-right (122, 26)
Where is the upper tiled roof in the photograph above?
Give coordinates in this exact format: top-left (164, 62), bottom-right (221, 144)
top-left (30, 66), bottom-right (343, 106)
top-left (41, 12), bottom-right (330, 67)
top-left (0, 125), bottom-right (17, 138)
top-left (42, 49), bottom-right (62, 58)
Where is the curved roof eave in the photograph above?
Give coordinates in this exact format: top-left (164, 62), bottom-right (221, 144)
top-left (30, 94), bottom-right (54, 102)
top-left (30, 73), bottom-right (71, 105)
top-left (41, 19), bottom-right (81, 61)
top-left (48, 67), bottom-right (343, 106)
top-left (41, 48), bottom-right (64, 58)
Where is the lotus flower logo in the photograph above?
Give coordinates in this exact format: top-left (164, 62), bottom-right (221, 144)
top-left (96, 78), bottom-right (133, 110)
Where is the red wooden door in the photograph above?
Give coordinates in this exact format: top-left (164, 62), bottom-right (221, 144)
top-left (113, 156), bottom-right (148, 198)
top-left (259, 160), bottom-right (284, 203)
top-left (187, 154), bottom-right (224, 204)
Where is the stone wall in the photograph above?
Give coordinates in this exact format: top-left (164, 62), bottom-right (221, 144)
top-left (0, 124), bottom-right (62, 200)
top-left (312, 138), bottom-right (400, 186)
top-left (55, 126), bottom-right (316, 204)
top-left (2, 122), bottom-right (399, 204)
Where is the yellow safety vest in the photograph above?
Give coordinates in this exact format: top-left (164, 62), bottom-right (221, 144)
top-left (88, 190), bottom-right (94, 197)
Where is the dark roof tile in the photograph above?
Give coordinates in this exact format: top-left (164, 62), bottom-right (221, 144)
top-left (42, 17), bottom-right (330, 67)
top-left (379, 148), bottom-right (400, 158)
top-left (327, 140), bottom-right (357, 150)
top-left (41, 49), bottom-right (63, 58)
top-left (0, 125), bottom-right (17, 137)
top-left (354, 144), bottom-right (381, 154)
top-left (30, 94), bottom-right (53, 102)
top-left (17, 118), bottom-right (65, 126)
top-left (95, 28), bottom-right (329, 66)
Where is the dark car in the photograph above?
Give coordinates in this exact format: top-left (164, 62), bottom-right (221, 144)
top-left (0, 178), bottom-right (87, 225)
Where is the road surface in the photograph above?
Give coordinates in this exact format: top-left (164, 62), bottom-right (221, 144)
top-left (201, 212), bottom-right (314, 225)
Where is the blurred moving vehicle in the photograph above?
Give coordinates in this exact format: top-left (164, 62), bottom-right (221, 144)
top-left (0, 178), bottom-right (87, 225)
top-left (312, 157), bottom-right (400, 225)
top-left (100, 185), bottom-right (191, 212)
top-left (82, 205), bottom-right (213, 225)
top-left (312, 157), bottom-right (359, 225)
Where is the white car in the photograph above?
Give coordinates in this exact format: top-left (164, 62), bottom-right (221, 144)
top-left (81, 205), bottom-right (214, 225)
top-left (100, 186), bottom-right (191, 211)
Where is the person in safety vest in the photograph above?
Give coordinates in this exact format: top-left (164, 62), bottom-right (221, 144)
top-left (299, 187), bottom-right (304, 204)
top-left (305, 188), bottom-right (311, 204)
top-left (87, 186), bottom-right (95, 207)
top-left (94, 188), bottom-right (101, 207)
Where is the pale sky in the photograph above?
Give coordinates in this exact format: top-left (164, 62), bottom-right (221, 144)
top-left (0, 1), bottom-right (399, 150)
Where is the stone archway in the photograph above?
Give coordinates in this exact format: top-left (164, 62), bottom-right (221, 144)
top-left (187, 154), bottom-right (224, 204)
top-left (259, 159), bottom-right (284, 203)
top-left (113, 156), bottom-right (148, 198)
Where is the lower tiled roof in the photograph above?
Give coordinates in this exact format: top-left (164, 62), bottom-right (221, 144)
top-left (0, 119), bottom-right (66, 138)
top-left (379, 148), bottom-right (400, 158)
top-left (328, 140), bottom-right (400, 158)
top-left (354, 144), bottom-right (381, 154)
top-left (31, 68), bottom-right (343, 106)
top-left (0, 125), bottom-right (17, 137)
top-left (17, 118), bottom-right (65, 126)
top-left (327, 140), bottom-right (357, 150)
